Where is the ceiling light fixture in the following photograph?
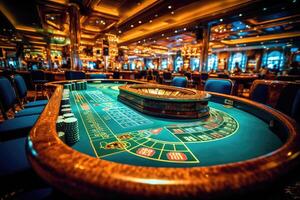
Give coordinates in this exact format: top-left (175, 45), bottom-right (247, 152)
top-left (171, 11), bottom-right (174, 15)
top-left (168, 5), bottom-right (172, 9)
top-left (138, 21), bottom-right (142, 24)
top-left (131, 25), bottom-right (134, 28)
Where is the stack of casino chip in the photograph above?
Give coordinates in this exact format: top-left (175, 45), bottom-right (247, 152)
top-left (56, 118), bottom-right (66, 143)
top-left (83, 81), bottom-right (87, 90)
top-left (64, 117), bottom-right (80, 145)
top-left (64, 84), bottom-right (72, 91)
top-left (71, 82), bottom-right (76, 91)
top-left (75, 81), bottom-right (87, 91)
top-left (61, 98), bottom-right (70, 105)
top-left (61, 104), bottom-right (71, 109)
top-left (61, 89), bottom-right (70, 105)
top-left (63, 113), bottom-right (75, 118)
top-left (57, 131), bottom-right (65, 143)
top-left (62, 89), bottom-right (70, 97)
top-left (75, 82), bottom-right (82, 90)
top-left (61, 108), bottom-right (72, 115)
top-left (56, 118), bottom-right (64, 132)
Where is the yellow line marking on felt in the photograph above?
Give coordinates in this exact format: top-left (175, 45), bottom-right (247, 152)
top-left (80, 91), bottom-right (126, 157)
top-left (158, 143), bottom-right (165, 160)
top-left (72, 91), bottom-right (99, 158)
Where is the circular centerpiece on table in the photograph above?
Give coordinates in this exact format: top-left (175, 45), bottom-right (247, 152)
top-left (118, 84), bottom-right (211, 119)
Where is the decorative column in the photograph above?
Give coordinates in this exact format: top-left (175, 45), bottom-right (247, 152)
top-left (200, 24), bottom-right (210, 72)
top-left (68, 3), bottom-right (81, 70)
top-left (46, 42), bottom-right (52, 70)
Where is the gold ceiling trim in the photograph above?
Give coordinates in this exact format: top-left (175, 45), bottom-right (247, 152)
top-left (0, 3), bottom-right (18, 26)
top-left (30, 41), bottom-right (47, 45)
top-left (117, 0), bottom-right (160, 26)
top-left (24, 35), bottom-right (45, 40)
top-left (81, 33), bottom-right (96, 39)
top-left (118, 0), bottom-right (253, 44)
top-left (24, 45), bottom-right (45, 49)
top-left (16, 25), bottom-right (39, 33)
top-left (83, 26), bottom-right (102, 33)
top-left (0, 45), bottom-right (15, 49)
top-left (247, 14), bottom-right (300, 25)
top-left (92, 0), bottom-right (119, 17)
top-left (221, 31), bottom-right (300, 45)
top-left (46, 0), bottom-right (68, 5)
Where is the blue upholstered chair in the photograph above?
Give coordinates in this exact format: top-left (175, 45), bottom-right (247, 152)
top-left (204, 78), bottom-right (233, 95)
top-left (0, 114), bottom-right (40, 141)
top-left (275, 83), bottom-right (300, 117)
top-left (0, 77), bottom-right (44, 119)
top-left (171, 76), bottom-right (188, 88)
top-left (65, 70), bottom-right (86, 80)
top-left (0, 137), bottom-right (53, 198)
top-left (0, 137), bottom-right (31, 175)
top-left (14, 75), bottom-right (48, 108)
top-left (291, 89), bottom-right (300, 123)
top-left (89, 73), bottom-right (107, 79)
top-left (30, 70), bottom-right (48, 101)
top-left (0, 77), bottom-right (17, 119)
top-left (249, 83), bottom-right (269, 104)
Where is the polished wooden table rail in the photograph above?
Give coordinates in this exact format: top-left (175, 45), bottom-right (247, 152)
top-left (27, 79), bottom-right (300, 199)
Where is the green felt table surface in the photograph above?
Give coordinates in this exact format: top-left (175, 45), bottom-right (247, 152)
top-left (68, 83), bottom-right (282, 168)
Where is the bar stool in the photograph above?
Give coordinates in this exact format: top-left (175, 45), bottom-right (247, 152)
top-left (162, 71), bottom-right (172, 85)
top-left (14, 74), bottom-right (48, 108)
top-left (30, 70), bottom-right (48, 101)
top-left (113, 71), bottom-right (120, 79)
top-left (184, 72), bottom-right (194, 88)
top-left (65, 70), bottom-right (86, 80)
top-left (152, 70), bottom-right (159, 82)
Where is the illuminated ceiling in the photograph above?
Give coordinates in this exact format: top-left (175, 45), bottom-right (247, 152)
top-left (0, 0), bottom-right (300, 53)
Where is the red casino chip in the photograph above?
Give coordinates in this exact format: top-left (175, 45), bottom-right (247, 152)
top-left (167, 152), bottom-right (187, 161)
top-left (150, 128), bottom-right (163, 135)
top-left (136, 147), bottom-right (155, 157)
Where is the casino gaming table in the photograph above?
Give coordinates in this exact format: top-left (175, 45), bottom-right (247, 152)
top-left (27, 79), bottom-right (300, 199)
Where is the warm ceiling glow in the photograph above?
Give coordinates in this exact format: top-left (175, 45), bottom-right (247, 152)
top-left (119, 0), bottom-right (252, 44)
top-left (117, 0), bottom-right (159, 25)
top-left (221, 32), bottom-right (300, 45)
top-left (93, 5), bottom-right (119, 17)
top-left (16, 25), bottom-right (38, 32)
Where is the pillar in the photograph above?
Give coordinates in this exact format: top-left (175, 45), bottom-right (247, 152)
top-left (200, 24), bottom-right (210, 72)
top-left (46, 43), bottom-right (52, 70)
top-left (68, 3), bottom-right (81, 70)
